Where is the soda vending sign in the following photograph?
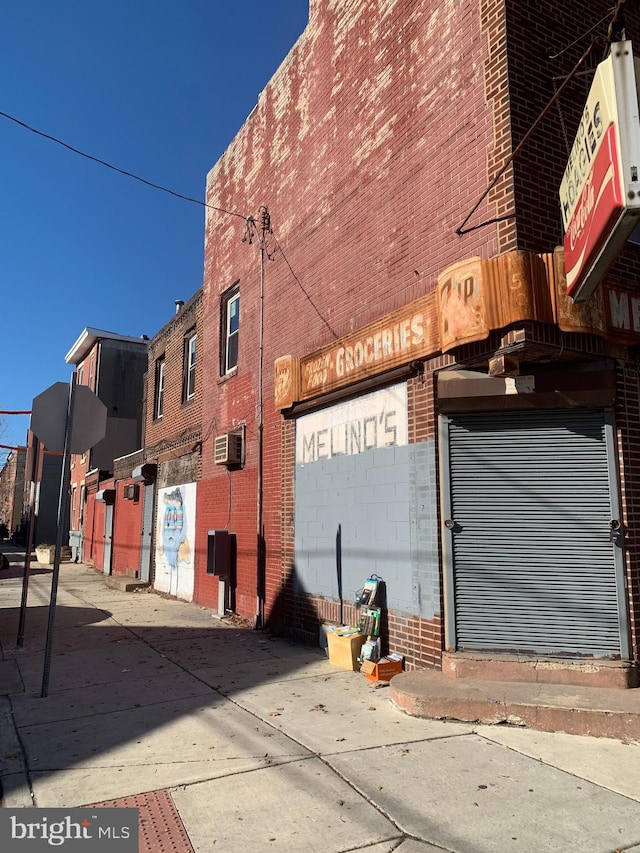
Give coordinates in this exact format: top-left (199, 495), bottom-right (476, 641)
top-left (559, 41), bottom-right (640, 303)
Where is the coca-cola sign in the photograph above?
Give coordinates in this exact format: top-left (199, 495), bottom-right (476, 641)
top-left (564, 124), bottom-right (624, 291)
top-left (559, 42), bottom-right (640, 303)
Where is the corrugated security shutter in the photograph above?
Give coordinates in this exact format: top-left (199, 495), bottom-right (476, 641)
top-left (448, 409), bottom-right (621, 657)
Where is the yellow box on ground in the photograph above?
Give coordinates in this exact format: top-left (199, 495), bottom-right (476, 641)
top-left (327, 631), bottom-right (367, 671)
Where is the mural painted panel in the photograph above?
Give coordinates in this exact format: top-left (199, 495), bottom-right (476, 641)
top-left (154, 482), bottom-right (196, 601)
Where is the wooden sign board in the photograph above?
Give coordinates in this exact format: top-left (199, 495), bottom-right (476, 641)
top-left (298, 294), bottom-right (438, 400)
top-left (276, 247), bottom-right (640, 411)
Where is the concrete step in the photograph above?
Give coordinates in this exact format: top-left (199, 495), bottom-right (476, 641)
top-left (389, 669), bottom-right (640, 740)
top-left (104, 576), bottom-right (150, 593)
top-left (441, 650), bottom-right (638, 689)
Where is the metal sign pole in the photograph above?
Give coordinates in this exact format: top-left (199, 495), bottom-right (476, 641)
top-left (40, 375), bottom-right (76, 698)
top-left (16, 441), bottom-right (43, 647)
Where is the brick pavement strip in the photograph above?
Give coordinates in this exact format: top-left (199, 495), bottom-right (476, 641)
top-left (89, 789), bottom-right (194, 853)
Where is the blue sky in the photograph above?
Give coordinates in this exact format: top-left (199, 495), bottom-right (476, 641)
top-left (0, 0), bottom-right (308, 453)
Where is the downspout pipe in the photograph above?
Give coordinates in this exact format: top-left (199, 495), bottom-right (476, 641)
top-left (255, 210), bottom-right (267, 629)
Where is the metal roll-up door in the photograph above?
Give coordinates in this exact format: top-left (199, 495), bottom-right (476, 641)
top-left (443, 408), bottom-right (627, 658)
top-left (139, 482), bottom-right (155, 583)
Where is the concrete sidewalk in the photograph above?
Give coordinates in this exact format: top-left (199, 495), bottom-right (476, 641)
top-left (1, 550), bottom-right (640, 852)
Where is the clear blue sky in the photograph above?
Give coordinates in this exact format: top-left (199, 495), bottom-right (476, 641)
top-left (0, 0), bottom-right (308, 454)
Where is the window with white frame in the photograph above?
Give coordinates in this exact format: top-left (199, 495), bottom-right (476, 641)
top-left (155, 357), bottom-right (165, 419)
top-left (222, 285), bottom-right (239, 374)
top-left (183, 332), bottom-right (197, 401)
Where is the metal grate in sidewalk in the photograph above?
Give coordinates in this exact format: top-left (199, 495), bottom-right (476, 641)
top-left (89, 788), bottom-right (194, 853)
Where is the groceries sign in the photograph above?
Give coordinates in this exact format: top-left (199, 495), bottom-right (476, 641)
top-left (559, 41), bottom-right (640, 303)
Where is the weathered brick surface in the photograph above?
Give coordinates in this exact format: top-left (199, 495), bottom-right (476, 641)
top-left (200, 0), bottom-right (507, 628)
top-left (505, 0), bottom-right (640, 265)
top-left (144, 291), bottom-right (204, 462)
top-left (193, 0), bottom-right (640, 673)
top-left (615, 360), bottom-right (640, 662)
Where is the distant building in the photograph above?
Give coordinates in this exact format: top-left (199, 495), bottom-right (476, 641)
top-left (64, 328), bottom-right (147, 565)
top-left (108, 292), bottom-right (204, 594)
top-left (0, 447), bottom-right (26, 540)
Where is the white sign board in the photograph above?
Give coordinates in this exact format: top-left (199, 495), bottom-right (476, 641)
top-left (559, 41), bottom-right (640, 302)
top-left (296, 383), bottom-right (408, 465)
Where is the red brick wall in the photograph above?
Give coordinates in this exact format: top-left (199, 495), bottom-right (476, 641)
top-left (141, 292), bottom-right (204, 591)
top-left (194, 457), bottom-right (259, 618)
top-left (196, 0), bottom-right (640, 674)
top-left (69, 346), bottom-right (96, 532)
top-left (144, 291), bottom-right (204, 457)
top-left (506, 0), bottom-right (640, 271)
top-left (199, 0), bottom-right (511, 622)
top-left (615, 360), bottom-right (640, 662)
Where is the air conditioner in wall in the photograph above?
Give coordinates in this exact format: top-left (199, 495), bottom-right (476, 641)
top-left (123, 484), bottom-right (140, 501)
top-left (214, 432), bottom-right (243, 466)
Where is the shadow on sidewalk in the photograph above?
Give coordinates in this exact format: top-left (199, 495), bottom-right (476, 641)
top-left (0, 568), bottom-right (333, 808)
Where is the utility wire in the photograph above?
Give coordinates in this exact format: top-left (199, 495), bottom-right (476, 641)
top-left (271, 234), bottom-right (339, 339)
top-left (0, 109), bottom-right (336, 340)
top-left (0, 109), bottom-right (248, 222)
top-left (547, 9), bottom-right (613, 59)
top-left (456, 39), bottom-right (597, 236)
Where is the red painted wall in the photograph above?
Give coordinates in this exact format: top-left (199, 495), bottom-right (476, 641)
top-left (112, 480), bottom-right (144, 577)
top-left (88, 493), bottom-right (105, 570)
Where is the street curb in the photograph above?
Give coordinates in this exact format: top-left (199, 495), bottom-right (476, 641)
top-left (390, 671), bottom-right (640, 740)
top-left (0, 697), bottom-right (33, 808)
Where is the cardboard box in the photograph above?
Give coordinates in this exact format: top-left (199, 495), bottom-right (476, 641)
top-left (327, 631), bottom-right (366, 671)
top-left (361, 657), bottom-right (404, 682)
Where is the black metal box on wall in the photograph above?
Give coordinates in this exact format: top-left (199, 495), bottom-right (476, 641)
top-left (206, 529), bottom-right (236, 578)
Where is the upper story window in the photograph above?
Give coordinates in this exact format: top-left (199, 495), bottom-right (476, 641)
top-left (155, 357), bottom-right (165, 419)
top-left (77, 365), bottom-right (84, 386)
top-left (183, 332), bottom-right (197, 401)
top-left (221, 285), bottom-right (239, 375)
top-left (88, 356), bottom-right (95, 390)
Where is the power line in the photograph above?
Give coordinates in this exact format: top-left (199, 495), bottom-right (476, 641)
top-left (0, 108), bottom-right (334, 333)
top-left (271, 234), bottom-right (338, 339)
top-left (1, 108), bottom-right (337, 340)
top-left (0, 109), bottom-right (248, 222)
top-left (456, 39), bottom-right (597, 236)
top-left (547, 9), bottom-right (612, 60)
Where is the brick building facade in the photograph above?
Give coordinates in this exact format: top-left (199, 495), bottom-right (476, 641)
top-left (0, 448), bottom-right (26, 540)
top-left (139, 292), bottom-right (203, 600)
top-left (189, 0), bottom-right (640, 688)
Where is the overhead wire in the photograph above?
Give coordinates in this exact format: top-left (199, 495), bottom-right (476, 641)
top-left (0, 108), bottom-right (337, 340)
top-left (547, 9), bottom-right (614, 59)
top-left (271, 234), bottom-right (339, 339)
top-left (456, 35), bottom-right (599, 236)
top-left (0, 109), bottom-right (248, 222)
